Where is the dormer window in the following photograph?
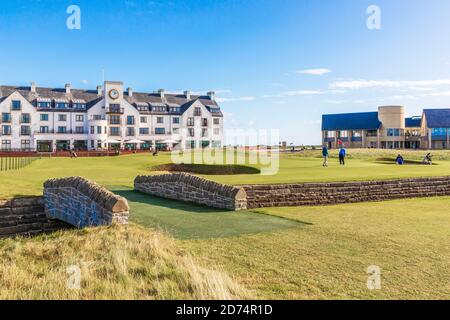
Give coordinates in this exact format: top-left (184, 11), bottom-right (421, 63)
top-left (210, 108), bottom-right (220, 113)
top-left (73, 103), bottom-right (86, 110)
top-left (11, 100), bottom-right (21, 110)
top-left (37, 100), bottom-right (51, 109)
top-left (152, 106), bottom-right (167, 112)
top-left (56, 102), bottom-right (69, 109)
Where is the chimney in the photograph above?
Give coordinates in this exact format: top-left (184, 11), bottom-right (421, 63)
top-left (30, 82), bottom-right (36, 93)
top-left (158, 89), bottom-right (165, 99)
top-left (207, 91), bottom-right (215, 100)
top-left (97, 85), bottom-right (102, 95)
top-left (127, 87), bottom-right (133, 97)
top-left (184, 90), bottom-right (191, 100)
top-left (65, 83), bottom-right (71, 94)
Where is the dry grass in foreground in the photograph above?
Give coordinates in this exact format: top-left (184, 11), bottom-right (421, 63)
top-left (0, 224), bottom-right (247, 300)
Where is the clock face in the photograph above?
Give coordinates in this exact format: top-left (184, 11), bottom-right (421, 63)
top-left (109, 89), bottom-right (120, 100)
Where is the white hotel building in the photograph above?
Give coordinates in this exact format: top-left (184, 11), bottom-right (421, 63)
top-left (0, 81), bottom-right (224, 152)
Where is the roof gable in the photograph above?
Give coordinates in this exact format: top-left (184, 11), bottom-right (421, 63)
top-left (423, 109), bottom-right (450, 128)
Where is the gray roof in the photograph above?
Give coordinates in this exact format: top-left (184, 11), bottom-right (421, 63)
top-left (0, 85), bottom-right (101, 108)
top-left (0, 85), bottom-right (221, 115)
top-left (124, 91), bottom-right (218, 109)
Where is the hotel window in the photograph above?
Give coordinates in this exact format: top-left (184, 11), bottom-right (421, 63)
top-left (97, 126), bottom-right (102, 134)
top-left (40, 126), bottom-right (49, 133)
top-left (155, 128), bottom-right (165, 135)
top-left (2, 125), bottom-right (12, 135)
top-left (110, 127), bottom-right (120, 136)
top-left (11, 100), bottom-right (21, 110)
top-left (188, 128), bottom-right (195, 137)
top-left (157, 117), bottom-right (164, 124)
top-left (127, 116), bottom-right (135, 125)
top-left (74, 103), bottom-right (86, 110)
top-left (338, 131), bottom-right (348, 138)
top-left (90, 126), bottom-right (95, 134)
top-left (2, 113), bottom-right (11, 123)
top-left (387, 128), bottom-right (402, 137)
top-left (91, 140), bottom-right (95, 148)
top-left (21, 140), bottom-right (31, 150)
top-left (140, 116), bottom-right (147, 123)
top-left (20, 114), bottom-right (31, 124)
top-left (56, 103), bottom-right (69, 109)
top-left (76, 115), bottom-right (84, 122)
top-left (126, 127), bottom-right (135, 136)
top-left (40, 114), bottom-right (49, 121)
top-left (431, 128), bottom-right (447, 136)
top-left (58, 114), bottom-right (67, 121)
top-left (202, 118), bottom-right (208, 127)
top-left (109, 115), bottom-right (121, 125)
top-left (139, 128), bottom-right (149, 135)
top-left (213, 118), bottom-right (220, 125)
top-left (194, 107), bottom-right (201, 116)
top-left (187, 117), bottom-right (194, 126)
top-left (37, 102), bottom-right (51, 109)
top-left (155, 106), bottom-right (167, 112)
top-left (20, 126), bottom-right (31, 136)
top-left (173, 117), bottom-right (180, 124)
top-left (202, 128), bottom-right (208, 137)
top-left (155, 128), bottom-right (166, 134)
top-left (75, 127), bottom-right (84, 134)
top-left (57, 126), bottom-right (67, 133)
top-left (214, 128), bottom-right (220, 135)
top-left (351, 130), bottom-right (362, 137)
top-left (1, 140), bottom-right (11, 150)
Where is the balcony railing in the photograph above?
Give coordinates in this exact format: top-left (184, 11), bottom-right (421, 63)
top-left (34, 130), bottom-right (89, 135)
top-left (106, 107), bottom-right (124, 114)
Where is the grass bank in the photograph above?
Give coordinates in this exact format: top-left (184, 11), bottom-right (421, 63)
top-left (0, 224), bottom-right (247, 300)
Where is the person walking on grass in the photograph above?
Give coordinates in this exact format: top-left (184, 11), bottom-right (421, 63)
top-left (322, 145), bottom-right (329, 167)
top-left (339, 146), bottom-right (346, 166)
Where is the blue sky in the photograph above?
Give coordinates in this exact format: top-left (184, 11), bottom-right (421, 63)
top-left (1, 0), bottom-right (450, 144)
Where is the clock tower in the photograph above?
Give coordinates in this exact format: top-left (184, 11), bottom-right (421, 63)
top-left (104, 81), bottom-right (124, 108)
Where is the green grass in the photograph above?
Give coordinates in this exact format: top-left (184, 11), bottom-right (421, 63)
top-left (1, 149), bottom-right (450, 199)
top-left (1, 149), bottom-right (449, 299)
top-left (180, 197), bottom-right (450, 299)
top-left (112, 188), bottom-right (300, 240)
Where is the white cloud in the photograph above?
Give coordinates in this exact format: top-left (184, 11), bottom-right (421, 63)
top-left (297, 68), bottom-right (332, 76)
top-left (216, 96), bottom-right (255, 103)
top-left (330, 79), bottom-right (450, 90)
top-left (408, 86), bottom-right (434, 92)
top-left (424, 91), bottom-right (450, 97)
top-left (81, 80), bottom-right (88, 84)
top-left (282, 90), bottom-right (324, 96)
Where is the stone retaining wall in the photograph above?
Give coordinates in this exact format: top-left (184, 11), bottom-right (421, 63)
top-left (242, 176), bottom-right (450, 208)
top-left (0, 197), bottom-right (71, 237)
top-left (44, 177), bottom-right (129, 227)
top-left (134, 173), bottom-right (248, 210)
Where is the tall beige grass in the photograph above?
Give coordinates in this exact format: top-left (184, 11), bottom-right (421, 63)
top-left (0, 224), bottom-right (248, 300)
